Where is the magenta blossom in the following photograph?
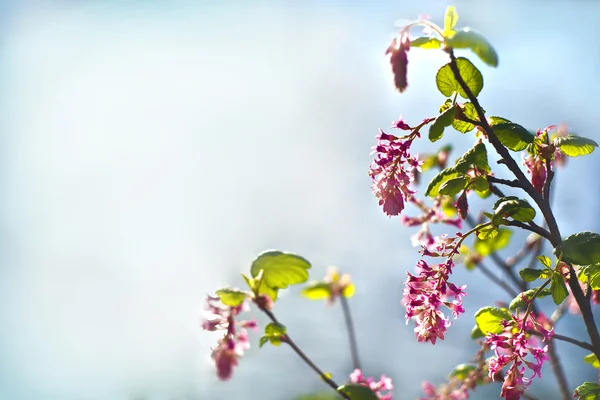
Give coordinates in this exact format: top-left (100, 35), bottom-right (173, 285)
top-left (203, 294), bottom-right (257, 380)
top-left (403, 257), bottom-right (466, 344)
top-left (349, 369), bottom-right (393, 400)
top-left (485, 312), bottom-right (552, 399)
top-left (369, 126), bottom-right (423, 216)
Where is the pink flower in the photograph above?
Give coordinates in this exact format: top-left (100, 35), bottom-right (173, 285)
top-left (369, 129), bottom-right (419, 216)
top-left (349, 369), bottom-right (393, 400)
top-left (485, 312), bottom-right (552, 399)
top-left (403, 258), bottom-right (466, 344)
top-left (202, 294), bottom-right (257, 381)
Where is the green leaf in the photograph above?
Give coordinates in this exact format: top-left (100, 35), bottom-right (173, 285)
top-left (471, 325), bottom-right (485, 339)
top-left (337, 384), bottom-right (379, 400)
top-left (301, 282), bottom-right (331, 300)
top-left (411, 37), bottom-right (442, 49)
top-left (443, 6), bottom-right (458, 37)
top-left (555, 135), bottom-right (598, 157)
top-left (584, 353), bottom-right (600, 369)
top-left (537, 255), bottom-right (552, 268)
top-left (519, 268), bottom-right (544, 282)
top-left (492, 197), bottom-right (536, 225)
top-left (425, 168), bottom-right (463, 197)
top-left (550, 273), bottom-right (568, 305)
top-left (474, 228), bottom-right (511, 256)
top-left (574, 382), bottom-right (600, 399)
top-left (439, 176), bottom-right (468, 196)
top-left (452, 102), bottom-right (478, 133)
top-left (261, 322), bottom-right (287, 347)
top-left (477, 225), bottom-right (499, 240)
top-left (265, 321), bottom-right (286, 336)
top-left (429, 106), bottom-right (457, 142)
top-left (216, 288), bottom-right (247, 307)
top-left (447, 29), bottom-right (498, 67)
top-left (557, 232), bottom-right (600, 266)
top-left (454, 142), bottom-right (490, 173)
top-left (241, 273), bottom-right (255, 292)
top-left (436, 57), bottom-right (484, 99)
top-left (492, 122), bottom-right (535, 151)
top-left (474, 306), bottom-right (512, 335)
top-left (489, 116), bottom-right (512, 126)
top-left (589, 267), bottom-right (600, 290)
top-left (469, 176), bottom-right (489, 194)
top-left (251, 250), bottom-right (311, 299)
top-left (509, 287), bottom-right (552, 310)
top-left (449, 364), bottom-right (476, 380)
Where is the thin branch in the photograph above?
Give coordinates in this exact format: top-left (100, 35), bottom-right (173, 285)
top-left (465, 214), bottom-right (523, 290)
top-left (260, 308), bottom-right (349, 399)
top-left (340, 296), bottom-right (361, 371)
top-left (477, 262), bottom-right (519, 298)
top-left (505, 220), bottom-right (551, 241)
top-left (487, 182), bottom-right (506, 198)
top-left (547, 340), bottom-right (571, 400)
top-left (528, 330), bottom-right (594, 352)
top-left (487, 176), bottom-right (523, 189)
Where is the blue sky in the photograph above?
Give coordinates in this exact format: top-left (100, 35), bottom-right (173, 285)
top-left (0, 1), bottom-right (599, 399)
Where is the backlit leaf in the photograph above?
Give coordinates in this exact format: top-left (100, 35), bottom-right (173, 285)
top-left (475, 306), bottom-right (512, 335)
top-left (436, 57), bottom-right (484, 98)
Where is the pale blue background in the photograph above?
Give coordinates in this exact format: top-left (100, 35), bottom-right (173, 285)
top-left (0, 1), bottom-right (599, 399)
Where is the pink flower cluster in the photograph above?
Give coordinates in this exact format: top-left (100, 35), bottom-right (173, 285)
top-left (403, 256), bottom-right (467, 344)
top-left (369, 119), bottom-right (424, 216)
top-left (485, 313), bottom-right (553, 400)
top-left (349, 368), bottom-right (393, 400)
top-left (202, 295), bottom-right (257, 381)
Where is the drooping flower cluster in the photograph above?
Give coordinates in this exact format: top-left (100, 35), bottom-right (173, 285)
top-left (202, 294), bottom-right (257, 380)
top-left (485, 313), bottom-right (553, 400)
top-left (349, 369), bottom-right (393, 400)
top-left (403, 236), bottom-right (467, 344)
top-left (369, 119), bottom-right (425, 216)
top-left (386, 32), bottom-right (411, 93)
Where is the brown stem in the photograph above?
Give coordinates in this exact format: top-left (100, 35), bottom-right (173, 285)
top-left (260, 307), bottom-right (350, 399)
top-left (340, 295), bottom-right (361, 371)
top-left (505, 220), bottom-right (551, 241)
top-left (446, 49), bottom-right (600, 360)
top-left (487, 175), bottom-right (524, 189)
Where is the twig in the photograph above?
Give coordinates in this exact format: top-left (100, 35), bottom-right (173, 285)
top-left (504, 220), bottom-right (552, 241)
top-left (340, 296), bottom-right (361, 371)
top-left (547, 340), bottom-right (571, 400)
top-left (477, 262), bottom-right (519, 298)
top-left (487, 176), bottom-right (523, 189)
top-left (528, 330), bottom-right (594, 352)
top-left (260, 308), bottom-right (350, 399)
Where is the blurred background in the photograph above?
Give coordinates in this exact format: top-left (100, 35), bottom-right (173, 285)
top-left (0, 0), bottom-right (599, 399)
